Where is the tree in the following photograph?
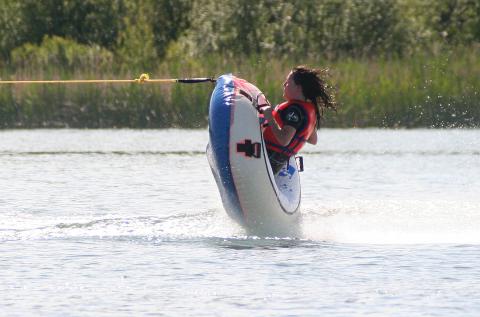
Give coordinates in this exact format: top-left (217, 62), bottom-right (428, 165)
top-left (0, 0), bottom-right (125, 61)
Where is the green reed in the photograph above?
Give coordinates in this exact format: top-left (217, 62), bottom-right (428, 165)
top-left (332, 49), bottom-right (480, 127)
top-left (1, 48), bottom-right (479, 128)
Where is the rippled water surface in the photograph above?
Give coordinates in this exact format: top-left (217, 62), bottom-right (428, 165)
top-left (1, 129), bottom-right (479, 316)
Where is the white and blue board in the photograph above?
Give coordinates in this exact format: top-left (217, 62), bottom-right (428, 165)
top-left (207, 74), bottom-right (301, 236)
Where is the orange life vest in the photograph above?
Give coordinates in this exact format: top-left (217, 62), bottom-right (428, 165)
top-left (263, 100), bottom-right (317, 156)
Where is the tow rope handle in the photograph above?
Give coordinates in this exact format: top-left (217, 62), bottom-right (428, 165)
top-left (177, 78), bottom-right (216, 84)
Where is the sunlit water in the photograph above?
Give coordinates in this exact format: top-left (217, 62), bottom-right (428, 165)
top-left (1, 129), bottom-right (479, 316)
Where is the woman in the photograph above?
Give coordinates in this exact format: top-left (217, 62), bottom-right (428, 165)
top-left (261, 66), bottom-right (336, 174)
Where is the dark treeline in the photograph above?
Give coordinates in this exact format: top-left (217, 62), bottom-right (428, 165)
top-left (2, 0), bottom-right (479, 63)
top-left (0, 0), bottom-right (479, 128)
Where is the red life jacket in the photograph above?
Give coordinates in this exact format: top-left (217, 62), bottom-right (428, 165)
top-left (263, 100), bottom-right (317, 156)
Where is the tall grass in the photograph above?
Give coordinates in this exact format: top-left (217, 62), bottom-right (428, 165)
top-left (333, 48), bottom-right (480, 127)
top-left (0, 48), bottom-right (479, 128)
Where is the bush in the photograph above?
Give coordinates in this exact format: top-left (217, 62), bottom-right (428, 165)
top-left (10, 36), bottom-right (114, 73)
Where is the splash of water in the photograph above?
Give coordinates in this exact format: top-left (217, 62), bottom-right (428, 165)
top-left (3, 199), bottom-right (479, 245)
top-left (301, 199), bottom-right (480, 244)
top-left (0, 209), bottom-right (242, 242)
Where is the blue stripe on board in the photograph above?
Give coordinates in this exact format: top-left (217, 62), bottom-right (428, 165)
top-left (208, 74), bottom-right (244, 223)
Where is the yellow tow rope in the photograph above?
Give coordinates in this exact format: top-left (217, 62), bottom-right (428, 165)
top-left (0, 73), bottom-right (215, 85)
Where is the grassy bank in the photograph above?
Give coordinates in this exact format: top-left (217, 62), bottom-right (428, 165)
top-left (1, 48), bottom-right (479, 128)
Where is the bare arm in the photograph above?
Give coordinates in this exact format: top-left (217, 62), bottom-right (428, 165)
top-left (262, 107), bottom-right (296, 146)
top-left (307, 130), bottom-right (317, 145)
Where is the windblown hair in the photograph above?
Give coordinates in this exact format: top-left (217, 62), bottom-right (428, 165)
top-left (291, 66), bottom-right (337, 128)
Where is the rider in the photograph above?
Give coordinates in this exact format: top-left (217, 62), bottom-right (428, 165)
top-left (261, 66), bottom-right (336, 174)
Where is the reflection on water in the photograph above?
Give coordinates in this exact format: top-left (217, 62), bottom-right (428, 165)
top-left (214, 237), bottom-right (306, 250)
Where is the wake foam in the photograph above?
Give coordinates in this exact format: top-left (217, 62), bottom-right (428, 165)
top-left (4, 199), bottom-right (479, 244)
top-left (0, 209), bottom-right (243, 242)
top-left (301, 199), bottom-right (480, 244)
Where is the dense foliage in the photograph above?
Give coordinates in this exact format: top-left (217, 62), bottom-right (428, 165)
top-left (0, 0), bottom-right (479, 128)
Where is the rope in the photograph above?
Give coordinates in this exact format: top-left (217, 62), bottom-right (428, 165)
top-left (0, 73), bottom-right (215, 85)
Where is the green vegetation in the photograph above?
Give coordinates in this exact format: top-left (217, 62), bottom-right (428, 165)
top-left (0, 0), bottom-right (479, 128)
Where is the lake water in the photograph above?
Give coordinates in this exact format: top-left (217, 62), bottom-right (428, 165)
top-left (1, 128), bottom-right (479, 316)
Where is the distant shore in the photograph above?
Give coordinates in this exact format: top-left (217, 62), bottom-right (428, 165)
top-left (1, 49), bottom-right (479, 129)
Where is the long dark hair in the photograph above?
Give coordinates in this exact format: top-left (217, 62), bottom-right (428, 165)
top-left (291, 66), bottom-right (337, 129)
